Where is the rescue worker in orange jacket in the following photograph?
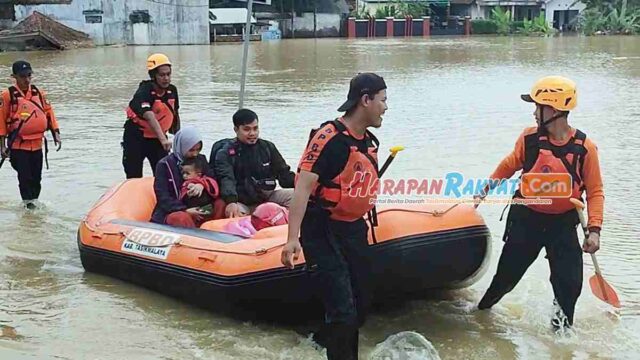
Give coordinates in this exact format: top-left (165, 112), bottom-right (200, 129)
top-left (281, 73), bottom-right (388, 360)
top-left (0, 61), bottom-right (61, 209)
top-left (122, 53), bottom-right (180, 179)
top-left (474, 76), bottom-right (604, 333)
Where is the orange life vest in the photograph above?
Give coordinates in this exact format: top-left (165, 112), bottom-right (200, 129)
top-left (520, 129), bottom-right (587, 214)
top-left (300, 119), bottom-right (380, 222)
top-left (125, 87), bottom-right (176, 139)
top-left (7, 85), bottom-right (49, 141)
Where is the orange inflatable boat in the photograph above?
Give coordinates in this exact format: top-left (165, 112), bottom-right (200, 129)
top-left (78, 178), bottom-right (491, 320)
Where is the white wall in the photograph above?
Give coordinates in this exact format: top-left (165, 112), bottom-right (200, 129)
top-left (281, 13), bottom-right (342, 37)
top-left (450, 1), bottom-right (585, 23)
top-left (14, 0), bottom-right (209, 45)
top-left (544, 0), bottom-right (586, 26)
top-left (470, 4), bottom-right (483, 19)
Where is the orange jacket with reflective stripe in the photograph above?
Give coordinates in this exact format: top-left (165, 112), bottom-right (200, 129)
top-left (297, 119), bottom-right (379, 222)
top-left (125, 88), bottom-right (176, 139)
top-left (489, 126), bottom-right (604, 229)
top-left (0, 85), bottom-right (59, 151)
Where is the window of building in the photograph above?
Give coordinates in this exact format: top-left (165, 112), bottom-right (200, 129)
top-left (130, 10), bottom-right (151, 24)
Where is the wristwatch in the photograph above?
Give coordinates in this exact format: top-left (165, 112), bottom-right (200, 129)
top-left (588, 227), bottom-right (601, 235)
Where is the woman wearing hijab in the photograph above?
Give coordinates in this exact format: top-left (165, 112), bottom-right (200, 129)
top-left (150, 127), bottom-right (225, 227)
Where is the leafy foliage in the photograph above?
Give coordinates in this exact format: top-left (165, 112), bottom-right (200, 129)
top-left (578, 0), bottom-right (640, 34)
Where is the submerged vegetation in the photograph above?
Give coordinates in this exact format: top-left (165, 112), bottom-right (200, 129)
top-left (471, 7), bottom-right (554, 36)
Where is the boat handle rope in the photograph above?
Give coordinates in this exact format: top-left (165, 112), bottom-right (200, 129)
top-left (173, 242), bottom-right (280, 256)
top-left (379, 202), bottom-right (462, 217)
top-left (120, 232), bottom-right (280, 256)
top-left (85, 181), bottom-right (129, 216)
top-left (84, 221), bottom-right (280, 255)
top-left (84, 201), bottom-right (468, 255)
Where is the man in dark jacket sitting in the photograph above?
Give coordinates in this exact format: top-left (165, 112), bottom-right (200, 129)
top-left (211, 109), bottom-right (295, 218)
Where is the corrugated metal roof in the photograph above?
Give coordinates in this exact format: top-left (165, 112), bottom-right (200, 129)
top-left (209, 8), bottom-right (257, 25)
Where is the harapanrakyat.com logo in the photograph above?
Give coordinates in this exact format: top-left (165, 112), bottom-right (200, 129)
top-left (344, 171), bottom-right (571, 205)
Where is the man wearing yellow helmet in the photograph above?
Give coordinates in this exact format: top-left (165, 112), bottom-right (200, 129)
top-left (474, 76), bottom-right (604, 333)
top-left (122, 53), bottom-right (180, 178)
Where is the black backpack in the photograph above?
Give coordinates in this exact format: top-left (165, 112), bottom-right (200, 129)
top-left (208, 138), bottom-right (235, 179)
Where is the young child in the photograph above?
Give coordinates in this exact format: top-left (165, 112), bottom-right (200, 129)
top-left (179, 157), bottom-right (219, 215)
top-left (223, 202), bottom-right (289, 237)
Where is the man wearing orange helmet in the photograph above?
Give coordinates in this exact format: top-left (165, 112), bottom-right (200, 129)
top-left (122, 53), bottom-right (180, 178)
top-left (474, 76), bottom-right (604, 333)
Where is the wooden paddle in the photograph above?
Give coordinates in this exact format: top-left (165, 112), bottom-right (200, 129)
top-left (570, 198), bottom-right (621, 308)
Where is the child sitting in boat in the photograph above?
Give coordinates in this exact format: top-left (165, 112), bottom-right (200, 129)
top-left (179, 157), bottom-right (219, 215)
top-left (223, 202), bottom-right (289, 237)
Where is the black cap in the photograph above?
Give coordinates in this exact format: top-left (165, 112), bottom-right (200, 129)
top-left (521, 94), bottom-right (535, 103)
top-left (337, 73), bottom-right (387, 112)
top-left (12, 60), bottom-right (32, 76)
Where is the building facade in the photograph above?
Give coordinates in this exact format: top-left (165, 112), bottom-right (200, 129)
top-left (10, 0), bottom-right (210, 45)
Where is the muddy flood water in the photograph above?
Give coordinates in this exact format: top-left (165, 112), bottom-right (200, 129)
top-left (1, 35), bottom-right (639, 359)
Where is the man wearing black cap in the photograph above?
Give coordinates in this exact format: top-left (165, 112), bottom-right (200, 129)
top-left (0, 60), bottom-right (61, 209)
top-left (281, 73), bottom-right (388, 360)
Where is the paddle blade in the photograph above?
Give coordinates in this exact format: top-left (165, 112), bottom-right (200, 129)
top-left (589, 273), bottom-right (621, 308)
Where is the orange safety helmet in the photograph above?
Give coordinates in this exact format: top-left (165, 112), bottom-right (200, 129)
top-left (521, 76), bottom-right (577, 111)
top-left (146, 53), bottom-right (172, 71)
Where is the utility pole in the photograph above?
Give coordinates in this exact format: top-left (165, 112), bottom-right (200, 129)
top-left (239, 0), bottom-right (254, 108)
top-left (291, 0), bottom-right (295, 38)
top-left (314, 0), bottom-right (317, 38)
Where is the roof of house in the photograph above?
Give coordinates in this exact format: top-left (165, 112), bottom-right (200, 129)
top-left (0, 10), bottom-right (92, 49)
top-left (209, 8), bottom-right (257, 25)
top-left (0, 0), bottom-right (72, 4)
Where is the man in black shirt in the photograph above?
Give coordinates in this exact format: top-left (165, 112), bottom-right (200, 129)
top-left (212, 108), bottom-right (295, 218)
top-left (281, 73), bottom-right (388, 360)
top-left (122, 53), bottom-right (180, 178)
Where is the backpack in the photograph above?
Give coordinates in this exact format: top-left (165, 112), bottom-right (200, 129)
top-left (208, 138), bottom-right (236, 179)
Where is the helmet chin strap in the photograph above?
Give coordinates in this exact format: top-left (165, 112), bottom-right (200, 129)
top-left (537, 105), bottom-right (566, 136)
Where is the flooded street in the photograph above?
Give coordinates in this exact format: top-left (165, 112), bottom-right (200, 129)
top-left (1, 35), bottom-right (639, 359)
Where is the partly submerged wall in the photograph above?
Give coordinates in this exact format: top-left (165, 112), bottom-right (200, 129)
top-left (280, 13), bottom-right (343, 38)
top-left (13, 0), bottom-right (209, 45)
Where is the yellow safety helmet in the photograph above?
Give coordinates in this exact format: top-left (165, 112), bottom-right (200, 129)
top-left (521, 76), bottom-right (577, 111)
top-left (146, 53), bottom-right (172, 71)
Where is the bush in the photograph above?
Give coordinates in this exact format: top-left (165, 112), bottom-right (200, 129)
top-left (530, 12), bottom-right (554, 35)
top-left (491, 6), bottom-right (511, 34)
top-left (511, 20), bottom-right (525, 31)
top-left (578, 0), bottom-right (640, 35)
top-left (606, 0), bottom-right (640, 34)
top-left (375, 5), bottom-right (397, 19)
top-left (471, 19), bottom-right (498, 34)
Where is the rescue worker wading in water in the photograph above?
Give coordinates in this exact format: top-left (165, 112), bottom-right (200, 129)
top-left (122, 53), bottom-right (180, 178)
top-left (0, 60), bottom-right (61, 210)
top-left (281, 73), bottom-right (388, 360)
top-left (474, 76), bottom-right (604, 333)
